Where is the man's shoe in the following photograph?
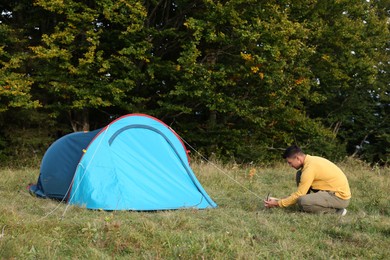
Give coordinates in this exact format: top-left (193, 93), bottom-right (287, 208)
top-left (336, 208), bottom-right (347, 216)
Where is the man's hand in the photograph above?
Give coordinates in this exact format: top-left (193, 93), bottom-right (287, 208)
top-left (263, 198), bottom-right (279, 208)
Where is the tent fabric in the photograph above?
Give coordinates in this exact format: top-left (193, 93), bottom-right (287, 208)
top-left (69, 114), bottom-right (216, 210)
top-left (30, 114), bottom-right (217, 211)
top-left (29, 129), bottom-right (101, 200)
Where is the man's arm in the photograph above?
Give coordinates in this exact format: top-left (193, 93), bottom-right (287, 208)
top-left (278, 169), bottom-right (314, 207)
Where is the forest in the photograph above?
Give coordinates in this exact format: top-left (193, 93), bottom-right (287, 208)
top-left (0, 0), bottom-right (389, 165)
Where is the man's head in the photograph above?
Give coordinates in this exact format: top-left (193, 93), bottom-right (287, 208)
top-left (283, 145), bottom-right (305, 169)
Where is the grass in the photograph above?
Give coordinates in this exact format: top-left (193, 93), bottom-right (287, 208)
top-left (0, 158), bottom-right (389, 259)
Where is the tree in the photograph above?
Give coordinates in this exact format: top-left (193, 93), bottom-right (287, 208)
top-left (0, 2), bottom-right (40, 112)
top-left (0, 0), bottom-right (388, 164)
top-left (31, 0), bottom-right (150, 131)
top-left (290, 0), bottom-right (390, 163)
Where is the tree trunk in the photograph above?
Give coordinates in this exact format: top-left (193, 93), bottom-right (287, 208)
top-left (69, 108), bottom-right (90, 132)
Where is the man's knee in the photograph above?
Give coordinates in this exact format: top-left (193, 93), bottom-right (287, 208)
top-left (297, 196), bottom-right (305, 208)
top-left (297, 195), bottom-right (312, 212)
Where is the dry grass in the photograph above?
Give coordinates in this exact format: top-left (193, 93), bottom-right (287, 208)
top-left (0, 159), bottom-right (389, 259)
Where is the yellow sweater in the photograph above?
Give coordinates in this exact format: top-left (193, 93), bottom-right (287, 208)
top-left (278, 155), bottom-right (351, 207)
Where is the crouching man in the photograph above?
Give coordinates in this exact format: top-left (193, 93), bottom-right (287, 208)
top-left (264, 145), bottom-right (351, 215)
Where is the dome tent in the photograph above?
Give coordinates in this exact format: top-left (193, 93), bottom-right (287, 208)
top-left (29, 114), bottom-right (217, 210)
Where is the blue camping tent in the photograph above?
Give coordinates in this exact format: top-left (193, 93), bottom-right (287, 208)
top-left (29, 114), bottom-right (217, 211)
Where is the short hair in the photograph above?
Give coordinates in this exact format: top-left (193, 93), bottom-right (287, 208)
top-left (283, 145), bottom-right (304, 159)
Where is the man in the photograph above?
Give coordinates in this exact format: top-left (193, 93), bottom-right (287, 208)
top-left (264, 145), bottom-right (351, 215)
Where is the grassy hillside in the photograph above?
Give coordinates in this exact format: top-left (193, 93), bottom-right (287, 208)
top-left (0, 159), bottom-right (389, 259)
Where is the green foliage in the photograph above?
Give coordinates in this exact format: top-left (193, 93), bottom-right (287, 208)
top-left (0, 161), bottom-right (389, 258)
top-left (0, 0), bottom-right (388, 164)
top-left (29, 0), bottom-right (150, 130)
top-left (0, 109), bottom-right (62, 167)
top-left (155, 0), bottom-right (339, 162)
top-left (295, 0), bottom-right (390, 164)
top-left (0, 23), bottom-right (40, 112)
